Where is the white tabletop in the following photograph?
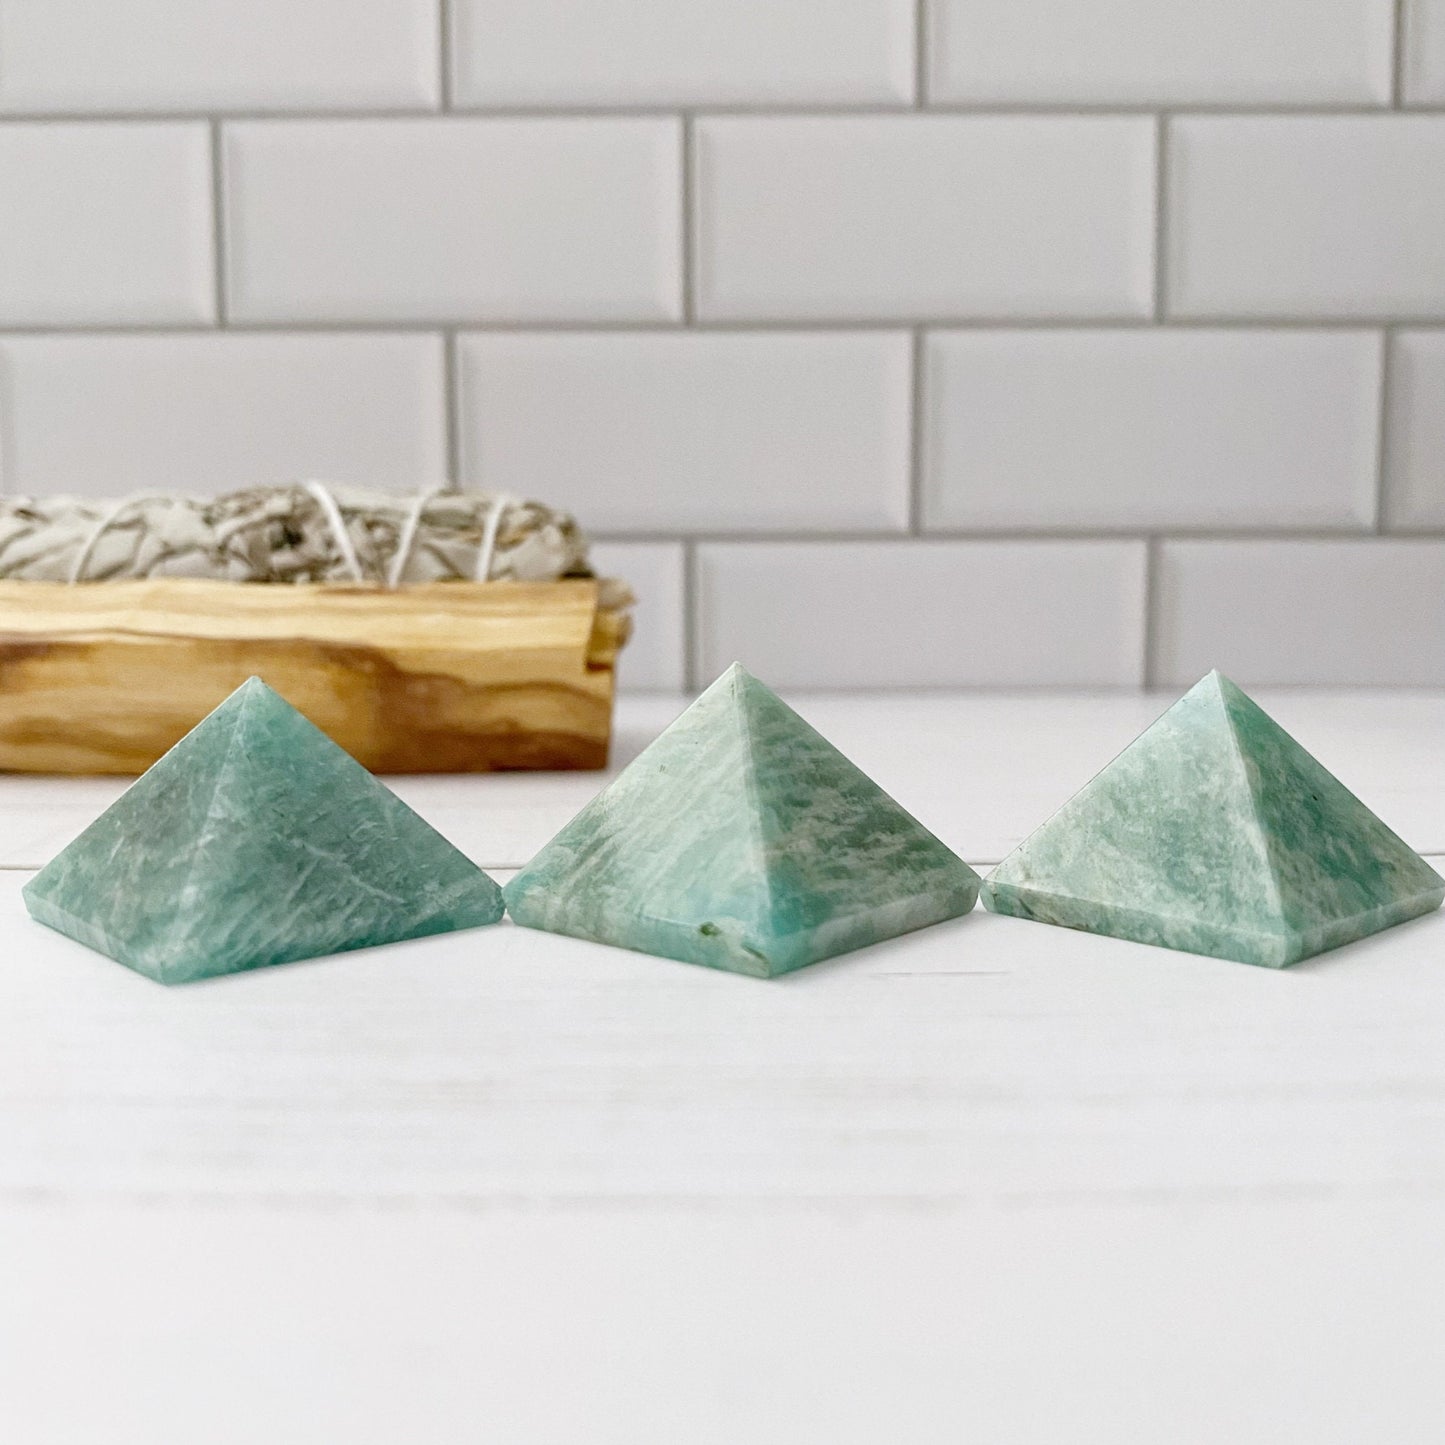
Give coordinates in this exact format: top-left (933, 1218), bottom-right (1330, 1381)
top-left (2, 689), bottom-right (1443, 1444)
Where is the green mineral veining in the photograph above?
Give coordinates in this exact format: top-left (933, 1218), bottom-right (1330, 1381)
top-left (981, 671), bottom-right (1444, 967)
top-left (504, 663), bottom-right (980, 976)
top-left (24, 677), bottom-right (504, 983)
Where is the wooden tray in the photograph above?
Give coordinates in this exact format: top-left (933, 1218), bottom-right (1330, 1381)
top-left (0, 578), bottom-right (628, 774)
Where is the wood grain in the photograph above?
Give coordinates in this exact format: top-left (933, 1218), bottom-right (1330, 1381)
top-left (0, 579), bottom-right (629, 774)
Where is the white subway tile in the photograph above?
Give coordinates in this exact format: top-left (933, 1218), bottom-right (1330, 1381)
top-left (457, 332), bottom-right (911, 533)
top-left (1386, 331), bottom-right (1445, 529)
top-left (0, 334), bottom-right (445, 497)
top-left (697, 541), bottom-right (1147, 687)
top-left (453, 0), bottom-right (913, 106)
top-left (930, 0), bottom-right (1393, 105)
top-left (1404, 0), bottom-right (1445, 101)
top-left (696, 116), bottom-right (1155, 322)
top-left (924, 330), bottom-right (1381, 532)
top-left (588, 541), bottom-right (687, 692)
top-left (1169, 117), bottom-right (1445, 319)
top-left (0, 122), bottom-right (212, 325)
top-left (0, 0), bottom-right (438, 112)
top-left (225, 119), bottom-right (681, 323)
top-left (1154, 541), bottom-right (1445, 686)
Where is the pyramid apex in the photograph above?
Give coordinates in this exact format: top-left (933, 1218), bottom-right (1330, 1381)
top-left (204, 676), bottom-right (302, 736)
top-left (698, 661), bottom-right (771, 704)
top-left (235, 675), bottom-right (292, 706)
top-left (212, 675), bottom-right (281, 712)
top-left (1179, 669), bottom-right (1252, 710)
top-left (726, 661), bottom-right (781, 694)
top-left (1196, 666), bottom-right (1248, 688)
top-left (1195, 669), bottom-right (1256, 708)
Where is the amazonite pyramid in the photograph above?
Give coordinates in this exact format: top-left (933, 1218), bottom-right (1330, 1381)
top-left (982, 671), bottom-right (1443, 967)
top-left (505, 663), bottom-right (979, 976)
top-left (24, 678), bottom-right (503, 983)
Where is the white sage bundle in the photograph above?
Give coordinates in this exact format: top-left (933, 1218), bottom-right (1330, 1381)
top-left (0, 484), bottom-right (593, 586)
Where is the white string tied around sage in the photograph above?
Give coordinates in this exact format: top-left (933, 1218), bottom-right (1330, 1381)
top-left (387, 488), bottom-right (517, 586)
top-left (473, 492), bottom-right (516, 583)
top-left (68, 482), bottom-right (520, 588)
top-left (299, 479), bottom-right (366, 584)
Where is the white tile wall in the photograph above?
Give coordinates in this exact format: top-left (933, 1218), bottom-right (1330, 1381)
top-left (0, 1), bottom-right (439, 112)
top-left (225, 120), bottom-right (681, 323)
top-left (697, 542), bottom-right (1147, 688)
top-left (924, 330), bottom-right (1382, 531)
top-left (1404, 0), bottom-right (1445, 101)
top-left (1154, 541), bottom-right (1445, 687)
top-left (695, 116), bottom-right (1155, 321)
top-left (1168, 117), bottom-right (1445, 319)
top-left (1386, 331), bottom-right (1445, 529)
top-left (457, 332), bottom-right (911, 533)
top-left (452, 0), bottom-right (914, 107)
top-left (0, 334), bottom-right (445, 496)
top-left (0, 122), bottom-right (213, 325)
top-left (0, 3), bottom-right (1439, 689)
top-left (930, 0), bottom-right (1394, 105)
top-left (588, 542), bottom-right (687, 691)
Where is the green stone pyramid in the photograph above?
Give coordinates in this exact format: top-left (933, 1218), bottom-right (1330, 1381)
top-left (504, 663), bottom-right (979, 976)
top-left (24, 678), bottom-right (504, 983)
top-left (981, 671), bottom-right (1444, 967)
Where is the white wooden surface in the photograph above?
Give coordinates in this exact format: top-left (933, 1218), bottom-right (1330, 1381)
top-left (2, 689), bottom-right (1443, 1443)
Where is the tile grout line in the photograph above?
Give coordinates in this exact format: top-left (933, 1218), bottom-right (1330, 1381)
top-left (443, 329), bottom-right (462, 488)
top-left (914, 0), bottom-right (929, 106)
top-left (438, 0), bottom-right (454, 110)
top-left (589, 527), bottom-right (1445, 545)
top-left (1153, 113), bottom-right (1169, 321)
top-left (5, 318), bottom-right (1444, 336)
top-left (1375, 326), bottom-right (1394, 532)
top-left (208, 119), bottom-right (228, 325)
top-left (680, 114), bottom-right (696, 325)
top-left (1140, 536), bottom-right (1160, 688)
top-left (1, 102), bottom-right (1443, 122)
top-left (681, 540), bottom-right (700, 692)
top-left (1393, 0), bottom-right (1408, 107)
top-left (908, 328), bottom-right (926, 533)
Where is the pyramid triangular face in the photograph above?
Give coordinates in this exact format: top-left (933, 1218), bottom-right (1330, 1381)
top-left (1215, 674), bottom-right (1444, 959)
top-left (982, 672), bottom-right (1443, 967)
top-left (24, 678), bottom-right (504, 983)
top-left (504, 664), bottom-right (979, 976)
